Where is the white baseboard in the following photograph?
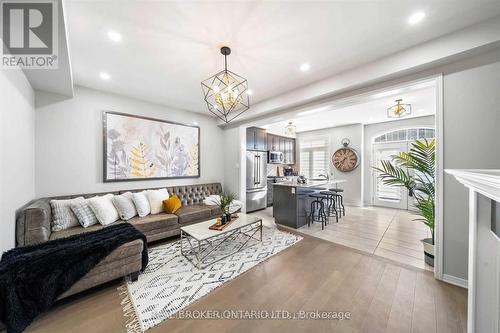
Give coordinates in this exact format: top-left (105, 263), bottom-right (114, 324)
top-left (442, 274), bottom-right (468, 289)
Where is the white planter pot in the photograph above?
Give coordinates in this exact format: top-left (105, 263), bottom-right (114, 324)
top-left (421, 237), bottom-right (434, 267)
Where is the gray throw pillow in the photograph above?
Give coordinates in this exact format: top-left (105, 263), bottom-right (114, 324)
top-left (71, 199), bottom-right (98, 228)
top-left (113, 192), bottom-right (137, 220)
top-left (50, 197), bottom-right (85, 231)
top-left (132, 191), bottom-right (150, 217)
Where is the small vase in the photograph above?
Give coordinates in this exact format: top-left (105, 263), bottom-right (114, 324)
top-left (220, 215), bottom-right (227, 225)
top-left (226, 213), bottom-right (231, 222)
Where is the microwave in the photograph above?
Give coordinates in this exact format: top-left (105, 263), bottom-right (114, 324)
top-left (268, 151), bottom-right (284, 164)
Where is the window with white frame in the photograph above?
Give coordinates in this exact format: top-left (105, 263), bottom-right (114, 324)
top-left (299, 137), bottom-right (328, 179)
top-left (373, 127), bottom-right (435, 143)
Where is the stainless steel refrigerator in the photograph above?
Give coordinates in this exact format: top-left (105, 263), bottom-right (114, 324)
top-left (246, 151), bottom-right (267, 212)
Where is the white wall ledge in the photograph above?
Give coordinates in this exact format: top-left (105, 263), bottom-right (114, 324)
top-left (445, 169), bottom-right (500, 202)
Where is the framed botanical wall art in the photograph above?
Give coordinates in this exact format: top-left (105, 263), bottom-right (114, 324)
top-left (103, 111), bottom-right (200, 182)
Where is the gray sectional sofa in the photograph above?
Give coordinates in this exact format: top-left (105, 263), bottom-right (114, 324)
top-left (15, 183), bottom-right (223, 299)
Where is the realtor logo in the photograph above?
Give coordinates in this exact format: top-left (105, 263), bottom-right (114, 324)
top-left (1, 0), bottom-right (58, 69)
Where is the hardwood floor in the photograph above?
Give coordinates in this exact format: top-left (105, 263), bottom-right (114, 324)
top-left (25, 231), bottom-right (466, 333)
top-left (288, 206), bottom-right (434, 271)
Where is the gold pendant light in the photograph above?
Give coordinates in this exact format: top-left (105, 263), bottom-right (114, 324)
top-left (387, 99), bottom-right (412, 118)
top-left (285, 122), bottom-right (296, 135)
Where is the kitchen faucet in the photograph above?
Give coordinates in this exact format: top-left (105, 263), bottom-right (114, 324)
top-left (317, 173), bottom-right (329, 181)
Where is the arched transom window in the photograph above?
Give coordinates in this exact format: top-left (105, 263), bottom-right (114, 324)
top-left (373, 127), bottom-right (435, 143)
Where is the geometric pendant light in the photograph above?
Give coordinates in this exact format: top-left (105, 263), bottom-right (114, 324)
top-left (201, 46), bottom-right (250, 123)
top-left (387, 99), bottom-right (412, 118)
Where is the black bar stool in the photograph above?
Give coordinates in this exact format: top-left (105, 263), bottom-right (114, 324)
top-left (320, 190), bottom-right (339, 223)
top-left (329, 188), bottom-right (345, 217)
top-left (307, 194), bottom-right (328, 230)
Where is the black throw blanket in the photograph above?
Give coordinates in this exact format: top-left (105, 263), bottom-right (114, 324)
top-left (0, 223), bottom-right (148, 333)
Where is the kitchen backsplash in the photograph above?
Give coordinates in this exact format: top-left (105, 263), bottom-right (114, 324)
top-left (267, 164), bottom-right (297, 176)
top-left (267, 165), bottom-right (277, 176)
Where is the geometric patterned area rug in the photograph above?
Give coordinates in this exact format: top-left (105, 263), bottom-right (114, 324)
top-left (118, 226), bottom-right (302, 332)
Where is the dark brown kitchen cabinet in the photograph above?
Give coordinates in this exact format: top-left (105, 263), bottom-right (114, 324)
top-left (279, 137), bottom-right (285, 152)
top-left (284, 139), bottom-right (291, 164)
top-left (246, 127), bottom-right (267, 151)
top-left (287, 138), bottom-right (295, 164)
top-left (267, 134), bottom-right (278, 151)
top-left (267, 179), bottom-right (274, 206)
top-left (284, 138), bottom-right (294, 164)
top-left (264, 132), bottom-right (296, 165)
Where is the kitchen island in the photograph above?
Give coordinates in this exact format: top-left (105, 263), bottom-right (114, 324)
top-left (273, 179), bottom-right (346, 229)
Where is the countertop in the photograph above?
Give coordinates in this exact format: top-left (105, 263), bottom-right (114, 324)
top-left (273, 179), bottom-right (346, 188)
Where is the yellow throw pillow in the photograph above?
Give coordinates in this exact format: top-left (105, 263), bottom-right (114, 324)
top-left (163, 195), bottom-right (181, 214)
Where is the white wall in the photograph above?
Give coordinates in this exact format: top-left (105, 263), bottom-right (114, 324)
top-left (363, 115), bottom-right (435, 205)
top-left (297, 123), bottom-right (363, 206)
top-left (222, 126), bottom-right (242, 199)
top-left (35, 86), bottom-right (225, 197)
top-left (0, 69), bottom-right (35, 253)
top-left (441, 56), bottom-right (500, 280)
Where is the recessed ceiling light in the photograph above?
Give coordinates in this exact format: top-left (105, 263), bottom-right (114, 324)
top-left (246, 89), bottom-right (253, 95)
top-left (99, 72), bottom-right (111, 80)
top-left (408, 11), bottom-right (425, 25)
top-left (300, 63), bottom-right (310, 72)
top-left (107, 30), bottom-right (122, 42)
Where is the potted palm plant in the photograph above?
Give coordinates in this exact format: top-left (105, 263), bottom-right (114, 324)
top-left (373, 139), bottom-right (435, 266)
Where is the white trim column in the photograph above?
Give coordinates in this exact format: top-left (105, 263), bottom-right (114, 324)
top-left (446, 169), bottom-right (500, 333)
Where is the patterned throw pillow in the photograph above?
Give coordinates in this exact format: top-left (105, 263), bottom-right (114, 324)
top-left (146, 188), bottom-right (170, 214)
top-left (71, 198), bottom-right (99, 228)
top-left (50, 197), bottom-right (85, 231)
top-left (112, 192), bottom-right (137, 220)
top-left (88, 194), bottom-right (119, 225)
top-left (132, 191), bottom-right (151, 217)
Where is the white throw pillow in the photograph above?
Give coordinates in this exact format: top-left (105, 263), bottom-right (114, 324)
top-left (112, 192), bottom-right (137, 220)
top-left (146, 188), bottom-right (170, 214)
top-left (50, 197), bottom-right (85, 231)
top-left (88, 194), bottom-right (119, 225)
top-left (132, 191), bottom-right (151, 217)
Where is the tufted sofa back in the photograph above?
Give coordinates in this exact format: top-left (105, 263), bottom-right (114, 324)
top-left (167, 183), bottom-right (222, 206)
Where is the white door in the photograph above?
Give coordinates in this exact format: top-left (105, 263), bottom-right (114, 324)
top-left (372, 142), bottom-right (409, 209)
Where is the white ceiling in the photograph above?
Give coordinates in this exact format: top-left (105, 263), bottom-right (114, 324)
top-left (23, 0), bottom-right (73, 97)
top-left (65, 1), bottom-right (500, 114)
top-left (262, 81), bottom-right (436, 135)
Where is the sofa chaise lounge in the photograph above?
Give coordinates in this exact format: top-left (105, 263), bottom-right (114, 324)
top-left (15, 183), bottom-right (224, 299)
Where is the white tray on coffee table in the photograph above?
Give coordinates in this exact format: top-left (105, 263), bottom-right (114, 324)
top-left (180, 214), bottom-right (263, 269)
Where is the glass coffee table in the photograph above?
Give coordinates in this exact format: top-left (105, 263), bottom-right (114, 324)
top-left (180, 214), bottom-right (263, 269)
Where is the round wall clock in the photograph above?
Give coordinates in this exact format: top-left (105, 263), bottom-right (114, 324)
top-left (332, 138), bottom-right (359, 172)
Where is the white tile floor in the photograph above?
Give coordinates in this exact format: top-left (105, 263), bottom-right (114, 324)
top-left (249, 205), bottom-right (433, 271)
